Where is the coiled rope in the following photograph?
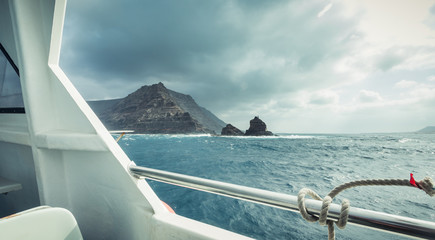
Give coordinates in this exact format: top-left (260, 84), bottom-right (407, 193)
top-left (297, 173), bottom-right (435, 240)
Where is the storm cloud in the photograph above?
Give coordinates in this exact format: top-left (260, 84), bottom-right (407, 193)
top-left (61, 1), bottom-right (356, 101)
top-left (60, 0), bottom-right (435, 133)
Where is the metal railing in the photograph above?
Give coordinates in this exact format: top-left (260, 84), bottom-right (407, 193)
top-left (129, 165), bottom-right (435, 239)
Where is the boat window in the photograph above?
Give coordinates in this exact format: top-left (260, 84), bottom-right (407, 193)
top-left (0, 43), bottom-right (24, 113)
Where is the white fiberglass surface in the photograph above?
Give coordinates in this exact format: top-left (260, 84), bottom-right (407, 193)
top-left (0, 142), bottom-right (40, 217)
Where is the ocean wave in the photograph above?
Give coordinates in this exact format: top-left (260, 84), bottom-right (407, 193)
top-left (398, 138), bottom-right (412, 143)
top-left (115, 133), bottom-right (213, 139)
top-left (118, 132), bottom-right (434, 239)
top-left (167, 133), bottom-right (213, 138)
top-left (114, 133), bottom-right (318, 140)
top-left (219, 134), bottom-right (317, 139)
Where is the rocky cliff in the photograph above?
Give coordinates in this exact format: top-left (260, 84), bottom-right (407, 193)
top-left (221, 124), bottom-right (244, 136)
top-left (167, 89), bottom-right (226, 134)
top-left (221, 117), bottom-right (273, 136)
top-left (88, 83), bottom-right (226, 134)
top-left (244, 116), bottom-right (273, 136)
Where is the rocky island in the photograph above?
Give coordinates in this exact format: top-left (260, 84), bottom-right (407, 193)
top-left (88, 83), bottom-right (226, 134)
top-left (87, 83), bottom-right (275, 136)
top-left (245, 116), bottom-right (273, 136)
top-left (221, 116), bottom-right (274, 136)
top-left (221, 124), bottom-right (244, 136)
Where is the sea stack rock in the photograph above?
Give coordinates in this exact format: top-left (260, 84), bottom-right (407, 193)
top-left (221, 124), bottom-right (244, 136)
top-left (244, 116), bottom-right (273, 136)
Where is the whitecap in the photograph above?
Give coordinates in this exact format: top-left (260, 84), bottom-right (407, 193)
top-left (398, 138), bottom-right (413, 143)
top-left (115, 133), bottom-right (213, 139)
top-left (220, 134), bottom-right (317, 139)
top-left (168, 133), bottom-right (212, 138)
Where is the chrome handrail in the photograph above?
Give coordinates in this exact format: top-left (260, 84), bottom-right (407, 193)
top-left (129, 165), bottom-right (435, 239)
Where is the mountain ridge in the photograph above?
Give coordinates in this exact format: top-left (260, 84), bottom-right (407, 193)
top-left (87, 83), bottom-right (226, 134)
top-left (416, 126), bottom-right (435, 134)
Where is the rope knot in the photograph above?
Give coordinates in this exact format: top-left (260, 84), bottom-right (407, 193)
top-left (298, 188), bottom-right (349, 240)
top-left (417, 177), bottom-right (435, 197)
top-left (297, 174), bottom-right (433, 240)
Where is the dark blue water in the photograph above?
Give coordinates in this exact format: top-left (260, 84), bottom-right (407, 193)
top-left (117, 133), bottom-right (435, 239)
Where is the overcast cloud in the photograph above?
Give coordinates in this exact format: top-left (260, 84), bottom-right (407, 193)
top-left (60, 0), bottom-right (435, 133)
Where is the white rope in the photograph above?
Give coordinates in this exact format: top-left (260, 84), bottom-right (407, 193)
top-left (297, 174), bottom-right (434, 240)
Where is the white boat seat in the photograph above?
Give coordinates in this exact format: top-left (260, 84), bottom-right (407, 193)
top-left (0, 176), bottom-right (22, 194)
top-left (0, 206), bottom-right (83, 240)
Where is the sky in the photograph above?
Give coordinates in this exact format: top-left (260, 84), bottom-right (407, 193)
top-left (60, 0), bottom-right (435, 133)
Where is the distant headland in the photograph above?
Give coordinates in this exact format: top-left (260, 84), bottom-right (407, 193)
top-left (88, 82), bottom-right (226, 134)
top-left (87, 82), bottom-right (275, 136)
top-left (416, 126), bottom-right (435, 134)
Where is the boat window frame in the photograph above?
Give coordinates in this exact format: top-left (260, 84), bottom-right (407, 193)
top-left (0, 42), bottom-right (25, 114)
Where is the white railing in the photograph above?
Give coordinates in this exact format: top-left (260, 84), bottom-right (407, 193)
top-left (129, 165), bottom-right (435, 239)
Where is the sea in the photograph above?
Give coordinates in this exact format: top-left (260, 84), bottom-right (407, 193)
top-left (116, 133), bottom-right (435, 239)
